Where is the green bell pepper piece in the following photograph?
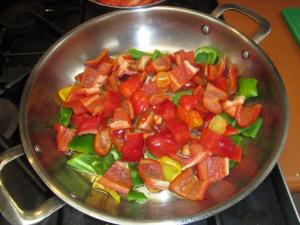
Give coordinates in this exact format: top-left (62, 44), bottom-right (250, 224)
top-left (128, 48), bottom-right (151, 60)
top-left (241, 118), bottom-right (263, 138)
top-left (144, 150), bottom-right (157, 160)
top-left (195, 46), bottom-right (219, 64)
top-left (69, 134), bottom-right (95, 153)
top-left (229, 134), bottom-right (245, 171)
top-left (129, 163), bottom-right (143, 187)
top-left (59, 107), bottom-right (72, 127)
top-left (151, 49), bottom-right (163, 60)
top-left (67, 153), bottom-right (105, 175)
top-left (127, 190), bottom-right (147, 202)
top-left (220, 113), bottom-right (237, 127)
top-left (237, 78), bottom-right (258, 99)
top-left (171, 90), bottom-right (193, 106)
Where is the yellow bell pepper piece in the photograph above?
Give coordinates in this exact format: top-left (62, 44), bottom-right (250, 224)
top-left (159, 156), bottom-right (182, 182)
top-left (58, 85), bottom-right (74, 102)
top-left (93, 181), bottom-right (121, 203)
top-left (208, 114), bottom-right (227, 134)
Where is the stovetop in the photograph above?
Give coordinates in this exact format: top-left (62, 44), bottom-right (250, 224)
top-left (0, 0), bottom-right (299, 225)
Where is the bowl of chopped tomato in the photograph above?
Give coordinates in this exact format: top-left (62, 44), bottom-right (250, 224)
top-left (0, 4), bottom-right (288, 225)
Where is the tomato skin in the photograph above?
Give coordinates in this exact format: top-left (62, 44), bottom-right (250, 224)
top-left (146, 130), bottom-right (178, 157)
top-left (200, 128), bottom-right (242, 162)
top-left (54, 124), bottom-right (76, 152)
top-left (131, 91), bottom-right (150, 115)
top-left (169, 168), bottom-right (210, 200)
top-left (99, 161), bottom-right (132, 195)
top-left (203, 83), bottom-right (227, 114)
top-left (121, 133), bottom-right (144, 162)
top-left (120, 75), bottom-right (142, 98)
top-left (235, 104), bottom-right (262, 128)
top-left (179, 95), bottom-right (199, 111)
top-left (165, 119), bottom-right (191, 146)
top-left (94, 128), bottom-right (111, 156)
top-left (153, 100), bottom-right (177, 121)
top-left (138, 158), bottom-right (169, 190)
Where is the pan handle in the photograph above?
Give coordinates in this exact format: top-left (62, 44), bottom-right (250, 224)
top-left (211, 3), bottom-right (271, 44)
top-left (0, 145), bottom-right (65, 225)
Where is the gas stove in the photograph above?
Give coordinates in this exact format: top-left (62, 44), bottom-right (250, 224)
top-left (0, 1), bottom-right (299, 225)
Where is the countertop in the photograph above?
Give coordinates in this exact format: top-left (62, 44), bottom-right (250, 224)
top-left (218, 0), bottom-right (300, 192)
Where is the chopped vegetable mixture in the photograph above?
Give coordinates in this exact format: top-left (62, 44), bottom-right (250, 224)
top-left (54, 46), bottom-right (263, 202)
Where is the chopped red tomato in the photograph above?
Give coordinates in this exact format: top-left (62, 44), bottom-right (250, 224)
top-left (109, 107), bottom-right (131, 131)
top-left (169, 65), bottom-right (194, 91)
top-left (213, 75), bottom-right (228, 92)
top-left (137, 112), bottom-right (154, 131)
top-left (197, 156), bottom-right (229, 182)
top-left (121, 133), bottom-right (144, 162)
top-left (179, 95), bottom-right (199, 111)
top-left (153, 100), bottom-right (177, 121)
top-left (200, 128), bottom-right (242, 162)
top-left (97, 62), bottom-right (113, 75)
top-left (77, 115), bottom-right (102, 135)
top-left (146, 129), bottom-right (178, 157)
top-left (64, 99), bottom-right (87, 115)
top-left (120, 75), bottom-right (142, 98)
top-left (84, 48), bottom-right (109, 68)
top-left (207, 57), bottom-right (226, 81)
top-left (165, 119), bottom-right (191, 146)
top-left (169, 168), bottom-right (210, 200)
top-left (94, 128), bottom-right (111, 156)
top-left (173, 49), bottom-right (195, 66)
top-left (80, 94), bottom-right (105, 115)
top-left (203, 83), bottom-right (227, 114)
top-left (99, 161), bottom-right (132, 195)
top-left (131, 91), bottom-right (150, 115)
top-left (138, 158), bottom-right (169, 190)
top-left (80, 67), bottom-right (107, 88)
top-left (149, 93), bottom-right (169, 106)
top-left (153, 55), bottom-right (172, 72)
top-left (54, 123), bottom-right (76, 152)
top-left (236, 104), bottom-right (262, 128)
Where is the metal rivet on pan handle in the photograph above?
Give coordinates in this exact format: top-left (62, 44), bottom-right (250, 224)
top-left (211, 3), bottom-right (271, 44)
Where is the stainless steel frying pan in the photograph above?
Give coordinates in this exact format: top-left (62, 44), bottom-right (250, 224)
top-left (0, 4), bottom-right (289, 225)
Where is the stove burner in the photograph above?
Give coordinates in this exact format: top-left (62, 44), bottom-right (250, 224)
top-left (0, 1), bottom-right (44, 34)
top-left (0, 98), bottom-right (18, 139)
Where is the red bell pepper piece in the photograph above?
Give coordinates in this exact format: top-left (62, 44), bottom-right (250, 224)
top-left (165, 119), bottom-right (191, 146)
top-left (101, 91), bottom-right (121, 117)
top-left (77, 115), bottom-right (102, 135)
top-left (121, 133), bottom-right (144, 162)
top-left (179, 95), bottom-right (199, 111)
top-left (200, 128), bottom-right (242, 162)
top-left (131, 91), bottom-right (150, 115)
top-left (94, 128), bottom-right (111, 156)
top-left (235, 104), bottom-right (262, 128)
top-left (84, 48), bottom-right (109, 68)
top-left (70, 113), bottom-right (93, 128)
top-left (80, 67), bottom-right (107, 88)
top-left (146, 129), bottom-right (178, 158)
top-left (153, 100), bottom-right (177, 121)
top-left (54, 123), bottom-right (76, 152)
top-left (120, 75), bottom-right (142, 98)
